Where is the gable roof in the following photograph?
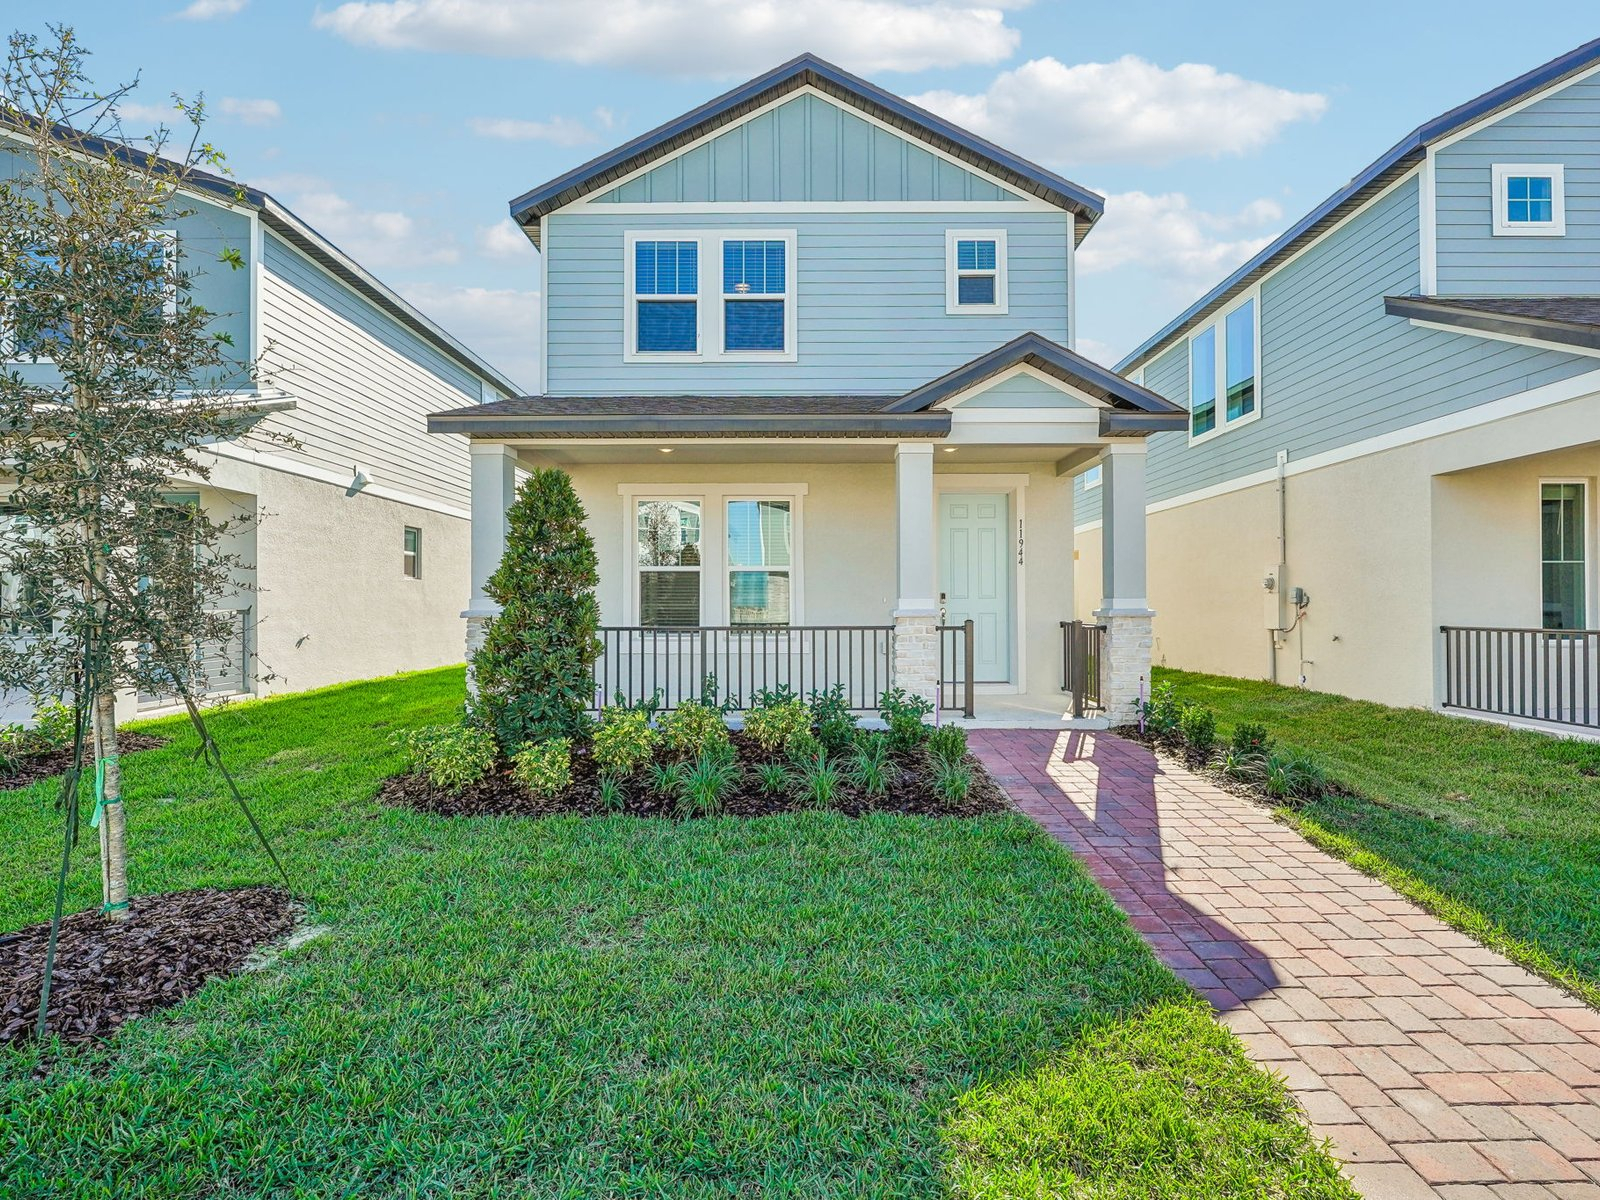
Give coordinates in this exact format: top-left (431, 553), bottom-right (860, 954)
top-left (0, 117), bottom-right (523, 397)
top-left (507, 53), bottom-right (1103, 245)
top-left (1385, 294), bottom-right (1600, 353)
top-left (1117, 36), bottom-right (1600, 376)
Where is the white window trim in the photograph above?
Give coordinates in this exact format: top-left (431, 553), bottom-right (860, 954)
top-left (1492, 163), bottom-right (1566, 237)
top-left (1539, 477), bottom-right (1593, 630)
top-left (622, 229), bottom-right (798, 365)
top-left (1188, 287), bottom-right (1262, 447)
top-left (945, 228), bottom-right (1008, 315)
top-left (619, 483), bottom-right (807, 626)
top-left (723, 494), bottom-right (800, 626)
top-left (402, 525), bottom-right (422, 580)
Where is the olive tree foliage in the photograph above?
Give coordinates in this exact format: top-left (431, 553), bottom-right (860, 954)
top-left (0, 27), bottom-right (290, 917)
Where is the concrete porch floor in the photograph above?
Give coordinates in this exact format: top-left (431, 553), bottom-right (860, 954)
top-left (944, 689), bottom-right (1111, 730)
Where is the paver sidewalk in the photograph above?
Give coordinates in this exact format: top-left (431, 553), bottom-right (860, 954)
top-left (969, 728), bottom-right (1600, 1199)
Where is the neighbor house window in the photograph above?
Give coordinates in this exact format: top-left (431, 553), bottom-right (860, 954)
top-left (403, 526), bottom-right (422, 579)
top-left (726, 499), bottom-right (791, 625)
top-left (1493, 164), bottom-right (1565, 236)
top-left (630, 238), bottom-right (699, 354)
top-left (637, 499), bottom-right (702, 626)
top-left (946, 230), bottom-right (1007, 314)
top-left (1189, 293), bottom-right (1260, 442)
top-left (722, 239), bottom-right (787, 353)
top-left (1542, 482), bottom-right (1586, 630)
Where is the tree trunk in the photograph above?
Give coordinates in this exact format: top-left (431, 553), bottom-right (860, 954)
top-left (93, 689), bottom-right (128, 921)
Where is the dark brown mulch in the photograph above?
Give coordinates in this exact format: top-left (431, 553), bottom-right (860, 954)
top-left (379, 732), bottom-right (1012, 820)
top-left (0, 731), bottom-right (168, 792)
top-left (0, 886), bottom-right (297, 1048)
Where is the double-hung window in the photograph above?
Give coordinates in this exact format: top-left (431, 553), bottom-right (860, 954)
top-left (1189, 294), bottom-right (1259, 443)
top-left (636, 499), bottom-right (703, 626)
top-left (1493, 164), bottom-right (1565, 236)
top-left (1542, 482), bottom-right (1587, 631)
top-left (631, 238), bottom-right (699, 355)
top-left (726, 499), bottom-right (791, 625)
top-left (722, 239), bottom-right (788, 353)
top-left (946, 230), bottom-right (1007, 313)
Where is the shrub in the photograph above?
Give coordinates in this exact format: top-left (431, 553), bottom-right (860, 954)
top-left (511, 737), bottom-right (573, 799)
top-left (610, 689), bottom-right (663, 719)
top-left (1230, 722), bottom-right (1272, 757)
top-left (29, 701), bottom-right (76, 751)
top-left (597, 772), bottom-right (627, 812)
top-left (1263, 750), bottom-right (1327, 802)
top-left (1140, 681), bottom-right (1182, 740)
top-left (698, 674), bottom-right (740, 714)
top-left (932, 758), bottom-right (973, 807)
top-left (744, 699), bottom-right (810, 755)
top-left (1178, 704), bottom-right (1218, 762)
top-left (796, 750), bottom-right (845, 808)
top-left (878, 687), bottom-right (933, 752)
top-left (785, 730), bottom-right (823, 764)
top-left (750, 685), bottom-right (799, 710)
top-left (658, 700), bottom-right (730, 759)
top-left (675, 748), bottom-right (739, 817)
top-left (754, 761), bottom-right (792, 796)
top-left (927, 723), bottom-right (968, 765)
top-left (808, 685), bottom-right (858, 755)
top-left (592, 707), bottom-right (656, 776)
top-left (473, 468), bottom-right (601, 753)
top-left (396, 722), bottom-right (498, 793)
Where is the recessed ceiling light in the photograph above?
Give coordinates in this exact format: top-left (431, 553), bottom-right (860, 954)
top-left (658, 447), bottom-right (675, 454)
top-left (941, 447), bottom-right (958, 453)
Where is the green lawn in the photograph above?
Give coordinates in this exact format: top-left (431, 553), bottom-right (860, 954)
top-left (1155, 666), bottom-right (1600, 1005)
top-left (1, 668), bottom-right (1351, 1198)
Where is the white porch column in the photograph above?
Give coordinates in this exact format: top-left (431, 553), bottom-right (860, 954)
top-left (1095, 442), bottom-right (1154, 723)
top-left (892, 442), bottom-right (939, 704)
top-left (465, 443), bottom-right (520, 684)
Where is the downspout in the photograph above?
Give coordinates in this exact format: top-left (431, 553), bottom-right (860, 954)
top-left (1270, 449), bottom-right (1288, 683)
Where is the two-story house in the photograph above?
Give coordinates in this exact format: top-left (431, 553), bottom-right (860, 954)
top-left (1, 128), bottom-right (520, 717)
top-left (1075, 38), bottom-right (1600, 732)
top-left (430, 54), bottom-right (1186, 724)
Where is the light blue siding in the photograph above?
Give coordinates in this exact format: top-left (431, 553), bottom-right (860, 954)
top-left (594, 94), bottom-right (1024, 205)
top-left (1086, 174), bottom-right (1599, 521)
top-left (1436, 71), bottom-right (1600, 294)
top-left (954, 371), bottom-right (1096, 409)
top-left (545, 208), bottom-right (1070, 394)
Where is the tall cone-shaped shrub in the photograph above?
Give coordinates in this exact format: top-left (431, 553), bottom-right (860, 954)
top-left (473, 468), bottom-right (600, 751)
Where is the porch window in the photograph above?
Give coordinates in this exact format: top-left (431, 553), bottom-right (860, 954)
top-left (1541, 482), bottom-right (1586, 630)
top-left (946, 229), bottom-right (1007, 313)
top-left (637, 498), bottom-right (702, 626)
top-left (722, 239), bottom-right (786, 353)
top-left (631, 239), bottom-right (698, 354)
top-left (727, 499), bottom-right (791, 625)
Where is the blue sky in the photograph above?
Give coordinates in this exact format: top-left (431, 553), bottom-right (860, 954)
top-left (40, 1), bottom-right (1600, 391)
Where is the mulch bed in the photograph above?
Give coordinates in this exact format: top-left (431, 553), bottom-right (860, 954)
top-left (380, 732), bottom-right (1012, 820)
top-left (0, 731), bottom-right (167, 792)
top-left (1, 886), bottom-right (297, 1048)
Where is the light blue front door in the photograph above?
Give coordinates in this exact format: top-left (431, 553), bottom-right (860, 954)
top-left (939, 492), bottom-right (1012, 682)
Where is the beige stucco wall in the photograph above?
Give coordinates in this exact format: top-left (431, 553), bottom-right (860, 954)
top-left (557, 457), bottom-right (1077, 695)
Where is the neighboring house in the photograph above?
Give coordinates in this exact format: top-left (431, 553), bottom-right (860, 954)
top-left (430, 53), bottom-right (1185, 725)
top-left (1080, 38), bottom-right (1600, 731)
top-left (0, 132), bottom-right (520, 718)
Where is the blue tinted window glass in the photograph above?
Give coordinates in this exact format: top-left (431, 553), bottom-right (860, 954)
top-left (1529, 176), bottom-right (1553, 201)
top-left (956, 239), bottom-right (996, 271)
top-left (724, 299), bottom-right (784, 351)
top-left (723, 240), bottom-right (784, 294)
top-left (1225, 300), bottom-right (1256, 421)
top-left (1190, 326), bottom-right (1217, 436)
top-left (957, 274), bottom-right (996, 305)
top-left (1506, 176), bottom-right (1556, 224)
top-left (1508, 176), bottom-right (1530, 201)
top-left (1530, 199), bottom-right (1554, 223)
top-left (637, 300), bottom-right (697, 352)
top-left (635, 241), bottom-right (697, 295)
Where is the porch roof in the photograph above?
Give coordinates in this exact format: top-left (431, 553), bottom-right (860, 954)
top-left (1384, 294), bottom-right (1600, 354)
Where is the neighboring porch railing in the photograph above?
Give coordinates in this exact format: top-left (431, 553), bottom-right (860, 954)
top-left (936, 620), bottom-right (976, 719)
top-left (137, 606), bottom-right (253, 708)
top-left (1441, 624), bottom-right (1600, 729)
top-left (1060, 620), bottom-right (1105, 718)
top-left (593, 625), bottom-right (893, 712)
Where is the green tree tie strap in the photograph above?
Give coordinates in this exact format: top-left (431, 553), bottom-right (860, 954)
top-left (89, 753), bottom-right (119, 829)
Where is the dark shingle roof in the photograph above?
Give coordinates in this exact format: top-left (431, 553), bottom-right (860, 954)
top-left (1384, 295), bottom-right (1600, 353)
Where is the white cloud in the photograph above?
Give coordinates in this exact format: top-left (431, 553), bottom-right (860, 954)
top-left (219, 97), bottom-right (282, 126)
top-left (117, 100), bottom-right (185, 125)
top-left (1078, 191), bottom-right (1283, 294)
top-left (174, 0), bottom-right (247, 18)
top-left (912, 56), bottom-right (1327, 167)
top-left (313, 0), bottom-right (1019, 76)
top-left (468, 114), bottom-right (602, 147)
top-left (477, 220), bottom-right (536, 259)
top-left (396, 283), bottom-right (540, 393)
top-left (258, 175), bottom-right (460, 268)
top-left (1073, 337), bottom-right (1117, 368)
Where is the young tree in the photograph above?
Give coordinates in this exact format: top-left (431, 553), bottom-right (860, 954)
top-left (0, 27), bottom-right (284, 918)
top-left (473, 468), bottom-right (600, 751)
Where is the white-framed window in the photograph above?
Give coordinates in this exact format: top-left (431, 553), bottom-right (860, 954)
top-left (403, 526), bottom-right (422, 579)
top-left (1493, 164), bottom-right (1565, 237)
top-left (1188, 292), bottom-right (1260, 444)
top-left (1541, 480), bottom-right (1587, 631)
top-left (624, 230), bottom-right (796, 364)
top-left (2, 229), bottom-right (177, 363)
top-left (636, 498), bottom-right (703, 626)
top-left (1082, 465), bottom-right (1101, 490)
top-left (946, 229), bottom-right (1008, 314)
top-left (726, 498), bottom-right (792, 625)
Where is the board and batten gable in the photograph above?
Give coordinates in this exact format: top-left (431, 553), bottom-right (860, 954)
top-left (1434, 65), bottom-right (1600, 294)
top-left (542, 92), bottom-right (1072, 396)
top-left (1079, 173), bottom-right (1600, 524)
top-left (253, 230), bottom-right (487, 512)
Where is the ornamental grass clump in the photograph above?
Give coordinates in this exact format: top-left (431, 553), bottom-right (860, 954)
top-left (796, 750), bottom-right (846, 809)
top-left (848, 736), bottom-right (894, 798)
top-left (658, 700), bottom-right (731, 759)
top-left (396, 723), bottom-right (498, 793)
top-left (675, 746), bottom-right (739, 817)
top-left (592, 707), bottom-right (656, 776)
top-left (754, 761), bottom-right (792, 796)
top-left (932, 758), bottom-right (974, 808)
top-left (743, 699), bottom-right (810, 756)
top-left (511, 738), bottom-right (573, 799)
top-left (1263, 751), bottom-right (1328, 803)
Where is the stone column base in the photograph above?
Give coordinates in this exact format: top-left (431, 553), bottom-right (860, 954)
top-left (892, 613), bottom-right (940, 709)
top-left (464, 613), bottom-right (492, 696)
top-left (1094, 609), bottom-right (1154, 725)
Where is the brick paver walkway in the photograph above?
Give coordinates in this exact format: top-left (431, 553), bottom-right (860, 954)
top-left (968, 728), bottom-right (1600, 1199)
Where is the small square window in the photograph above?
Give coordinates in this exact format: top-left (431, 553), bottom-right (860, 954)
top-left (403, 526), bottom-right (422, 579)
top-left (1493, 164), bottom-right (1565, 236)
top-left (946, 230), bottom-right (1007, 314)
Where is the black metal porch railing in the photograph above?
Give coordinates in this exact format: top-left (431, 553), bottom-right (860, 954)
top-left (593, 625), bottom-right (893, 712)
top-left (1060, 620), bottom-right (1105, 718)
top-left (936, 620), bottom-right (976, 718)
top-left (1441, 624), bottom-right (1600, 728)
